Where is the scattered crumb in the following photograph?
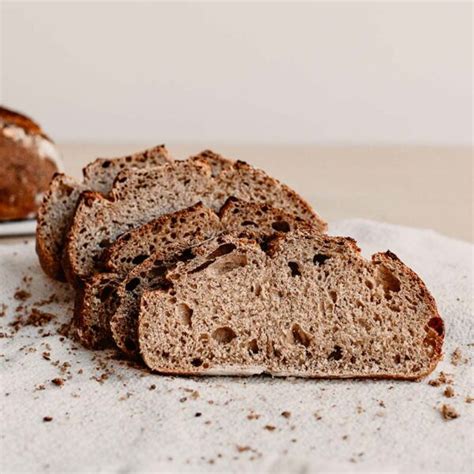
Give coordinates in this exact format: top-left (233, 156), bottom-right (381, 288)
top-left (465, 396), bottom-right (473, 404)
top-left (378, 400), bottom-right (386, 408)
top-left (51, 378), bottom-right (64, 387)
top-left (149, 384), bottom-right (156, 390)
top-left (43, 416), bottom-right (53, 422)
top-left (342, 435), bottom-right (349, 440)
top-left (247, 412), bottom-right (260, 420)
top-left (264, 425), bottom-right (276, 431)
top-left (440, 404), bottom-right (459, 420)
top-left (195, 412), bottom-right (202, 417)
top-left (26, 309), bottom-right (55, 327)
top-left (236, 445), bottom-right (251, 453)
top-left (281, 411), bottom-right (291, 419)
top-left (314, 412), bottom-right (322, 420)
top-left (443, 386), bottom-right (455, 398)
top-left (451, 348), bottom-right (468, 366)
top-left (14, 289), bottom-right (31, 301)
top-left (356, 405), bottom-right (365, 414)
top-left (0, 303), bottom-right (7, 317)
top-left (119, 392), bottom-right (132, 401)
top-left (428, 372), bottom-right (453, 387)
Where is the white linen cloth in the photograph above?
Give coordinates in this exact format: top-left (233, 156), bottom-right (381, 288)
top-left (0, 220), bottom-right (472, 473)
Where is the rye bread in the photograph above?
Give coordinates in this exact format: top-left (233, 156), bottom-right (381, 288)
top-left (75, 198), bottom-right (307, 351)
top-left (109, 199), bottom-right (307, 355)
top-left (138, 229), bottom-right (443, 379)
top-left (35, 145), bottom-right (172, 280)
top-left (63, 150), bottom-right (325, 286)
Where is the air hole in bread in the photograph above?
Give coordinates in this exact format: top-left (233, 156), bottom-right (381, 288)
top-left (101, 160), bottom-right (111, 168)
top-left (176, 303), bottom-right (193, 327)
top-left (125, 338), bottom-right (136, 352)
top-left (99, 238), bottom-right (110, 248)
top-left (191, 357), bottom-right (203, 367)
top-left (177, 248), bottom-right (195, 262)
top-left (149, 265), bottom-right (167, 279)
top-left (288, 261), bottom-right (301, 277)
top-left (210, 255), bottom-right (248, 275)
top-left (99, 284), bottom-right (114, 302)
top-left (271, 221), bottom-right (290, 232)
top-left (328, 345), bottom-right (343, 361)
top-left (189, 260), bottom-right (215, 274)
top-left (132, 254), bottom-right (149, 265)
top-left (241, 220), bottom-right (258, 227)
top-left (207, 243), bottom-right (237, 259)
top-left (125, 277), bottom-right (140, 292)
top-left (329, 290), bottom-right (337, 303)
top-left (291, 323), bottom-right (311, 347)
top-left (375, 266), bottom-right (401, 294)
top-left (365, 280), bottom-right (374, 290)
top-left (313, 254), bottom-right (330, 265)
top-left (253, 283), bottom-right (262, 297)
top-left (248, 339), bottom-right (259, 354)
top-left (427, 317), bottom-right (444, 336)
top-left (212, 327), bottom-right (237, 344)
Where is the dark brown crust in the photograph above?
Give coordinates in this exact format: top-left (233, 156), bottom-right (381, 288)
top-left (0, 105), bottom-right (50, 140)
top-left (372, 251), bottom-right (444, 372)
top-left (0, 107), bottom-right (60, 221)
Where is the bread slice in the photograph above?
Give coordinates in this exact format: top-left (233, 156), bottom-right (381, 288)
top-left (138, 229), bottom-right (443, 379)
top-left (36, 145), bottom-right (172, 280)
top-left (63, 150), bottom-right (325, 286)
top-left (75, 198), bottom-right (307, 350)
top-left (108, 198), bottom-right (307, 355)
top-left (74, 202), bottom-right (221, 349)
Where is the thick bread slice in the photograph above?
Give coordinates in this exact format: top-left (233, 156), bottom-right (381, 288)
top-left (109, 199), bottom-right (306, 355)
top-left (74, 203), bottom-right (221, 349)
top-left (63, 151), bottom-right (325, 286)
top-left (75, 198), bottom-right (306, 350)
top-left (36, 145), bottom-right (172, 280)
top-left (138, 230), bottom-right (443, 379)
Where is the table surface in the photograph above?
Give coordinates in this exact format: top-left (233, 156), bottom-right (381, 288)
top-left (1, 143), bottom-right (472, 243)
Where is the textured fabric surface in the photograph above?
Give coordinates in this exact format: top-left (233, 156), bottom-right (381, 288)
top-left (0, 219), bottom-right (472, 473)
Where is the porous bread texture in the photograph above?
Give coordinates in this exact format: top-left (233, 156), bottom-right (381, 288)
top-left (75, 203), bottom-right (221, 349)
top-left (108, 198), bottom-right (307, 355)
top-left (36, 145), bottom-right (171, 280)
top-left (138, 230), bottom-right (443, 379)
top-left (64, 150), bottom-right (325, 286)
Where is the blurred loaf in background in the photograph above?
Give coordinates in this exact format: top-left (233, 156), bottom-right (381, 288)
top-left (0, 106), bottom-right (62, 221)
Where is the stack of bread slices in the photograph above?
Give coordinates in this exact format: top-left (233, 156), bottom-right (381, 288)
top-left (36, 146), bottom-right (444, 379)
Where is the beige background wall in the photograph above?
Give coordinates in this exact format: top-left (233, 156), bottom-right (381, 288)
top-left (1, 1), bottom-right (472, 144)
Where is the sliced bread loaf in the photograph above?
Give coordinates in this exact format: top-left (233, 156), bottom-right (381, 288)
top-left (138, 230), bottom-right (443, 379)
top-left (75, 198), bottom-right (306, 350)
top-left (74, 203), bottom-right (221, 348)
top-left (109, 198), bottom-right (307, 355)
top-left (63, 151), bottom-right (325, 286)
top-left (36, 145), bottom-right (172, 280)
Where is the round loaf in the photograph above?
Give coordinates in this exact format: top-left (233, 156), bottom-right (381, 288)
top-left (0, 106), bottom-right (62, 221)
